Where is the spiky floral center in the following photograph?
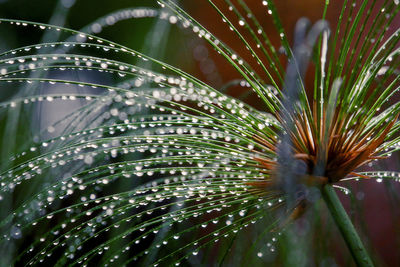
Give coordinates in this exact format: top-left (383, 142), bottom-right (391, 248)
top-left (252, 107), bottom-right (397, 191)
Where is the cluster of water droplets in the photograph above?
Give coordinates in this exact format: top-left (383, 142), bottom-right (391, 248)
top-left (1, 0), bottom-right (399, 265)
top-left (0, 8), bottom-right (286, 265)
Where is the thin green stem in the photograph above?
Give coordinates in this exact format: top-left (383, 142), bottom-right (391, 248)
top-left (322, 184), bottom-right (374, 267)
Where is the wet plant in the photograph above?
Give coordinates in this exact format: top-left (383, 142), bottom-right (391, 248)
top-left (0, 0), bottom-right (399, 266)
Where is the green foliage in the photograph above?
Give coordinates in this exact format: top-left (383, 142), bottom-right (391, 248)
top-left (0, 0), bottom-right (399, 266)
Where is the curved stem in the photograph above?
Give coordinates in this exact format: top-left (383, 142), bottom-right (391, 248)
top-left (322, 184), bottom-right (374, 267)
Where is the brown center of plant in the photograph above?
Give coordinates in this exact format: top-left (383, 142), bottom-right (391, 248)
top-left (249, 107), bottom-right (398, 192)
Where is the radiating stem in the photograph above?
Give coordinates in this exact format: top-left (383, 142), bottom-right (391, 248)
top-left (322, 184), bottom-right (374, 267)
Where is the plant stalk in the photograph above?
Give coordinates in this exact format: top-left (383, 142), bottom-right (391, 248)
top-left (322, 184), bottom-right (374, 267)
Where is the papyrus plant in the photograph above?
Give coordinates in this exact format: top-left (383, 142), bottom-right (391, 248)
top-left (0, 0), bottom-right (399, 266)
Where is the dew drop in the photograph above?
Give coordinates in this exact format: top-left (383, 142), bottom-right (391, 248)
top-left (84, 155), bottom-right (94, 165)
top-left (11, 226), bottom-right (22, 239)
top-left (47, 126), bottom-right (55, 133)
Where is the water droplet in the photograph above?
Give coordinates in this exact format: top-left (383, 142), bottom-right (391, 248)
top-left (11, 226), bottom-right (22, 239)
top-left (169, 16), bottom-right (178, 24)
top-left (84, 155), bottom-right (93, 165)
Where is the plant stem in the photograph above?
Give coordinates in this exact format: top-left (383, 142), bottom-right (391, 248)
top-left (322, 184), bottom-right (374, 267)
